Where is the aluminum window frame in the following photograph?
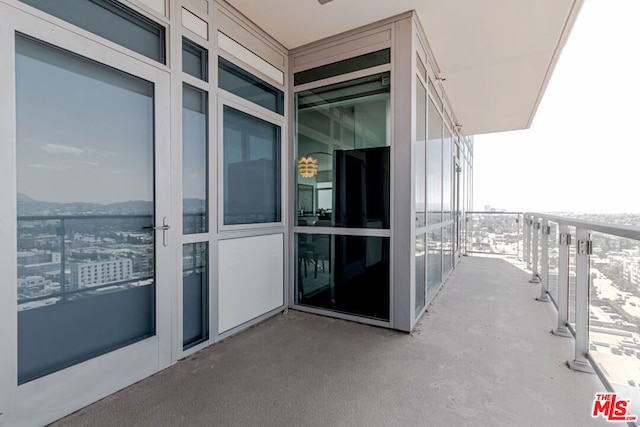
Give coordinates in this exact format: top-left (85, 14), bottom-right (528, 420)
top-left (216, 91), bottom-right (287, 234)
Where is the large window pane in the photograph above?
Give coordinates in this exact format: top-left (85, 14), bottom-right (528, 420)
top-left (416, 78), bottom-right (426, 228)
top-left (427, 98), bottom-right (442, 225)
top-left (443, 224), bottom-right (452, 275)
top-left (296, 72), bottom-right (391, 229)
top-left (16, 35), bottom-right (155, 383)
top-left (223, 106), bottom-right (281, 225)
top-left (443, 126), bottom-right (453, 222)
top-left (218, 57), bottom-right (284, 115)
top-left (296, 233), bottom-right (389, 321)
top-left (183, 243), bottom-right (208, 349)
top-left (19, 0), bottom-right (166, 63)
top-left (182, 84), bottom-right (208, 234)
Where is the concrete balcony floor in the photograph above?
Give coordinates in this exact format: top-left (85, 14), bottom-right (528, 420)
top-left (51, 256), bottom-right (609, 427)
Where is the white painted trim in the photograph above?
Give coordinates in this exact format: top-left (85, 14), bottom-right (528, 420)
top-left (135, 0), bottom-right (166, 17)
top-left (218, 31), bottom-right (284, 85)
top-left (182, 7), bottom-right (208, 40)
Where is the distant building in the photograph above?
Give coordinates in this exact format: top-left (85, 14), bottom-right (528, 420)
top-left (17, 250), bottom-right (61, 279)
top-left (69, 259), bottom-right (133, 290)
top-left (623, 258), bottom-right (640, 286)
top-left (17, 276), bottom-right (46, 296)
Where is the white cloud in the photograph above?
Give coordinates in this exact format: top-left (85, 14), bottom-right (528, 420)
top-left (28, 163), bottom-right (69, 171)
top-left (41, 143), bottom-right (83, 155)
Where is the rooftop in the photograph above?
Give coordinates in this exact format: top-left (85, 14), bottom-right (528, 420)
top-left (51, 256), bottom-right (608, 426)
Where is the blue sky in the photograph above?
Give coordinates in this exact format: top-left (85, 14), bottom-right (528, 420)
top-left (473, 0), bottom-right (640, 213)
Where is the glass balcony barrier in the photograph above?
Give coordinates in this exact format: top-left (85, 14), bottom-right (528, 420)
top-left (520, 213), bottom-right (640, 423)
top-left (465, 211), bottom-right (523, 258)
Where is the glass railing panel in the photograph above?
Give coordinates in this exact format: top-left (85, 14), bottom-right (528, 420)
top-left (589, 232), bottom-right (640, 413)
top-left (568, 226), bottom-right (577, 328)
top-left (466, 212), bottom-right (521, 256)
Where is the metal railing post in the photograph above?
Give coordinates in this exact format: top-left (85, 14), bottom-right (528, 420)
top-left (59, 218), bottom-right (66, 299)
top-left (464, 215), bottom-right (469, 255)
top-left (536, 219), bottom-right (550, 301)
top-left (568, 227), bottom-right (594, 373)
top-left (524, 215), bottom-right (531, 266)
top-left (553, 223), bottom-right (572, 337)
top-left (516, 214), bottom-right (522, 261)
top-left (529, 218), bottom-right (541, 283)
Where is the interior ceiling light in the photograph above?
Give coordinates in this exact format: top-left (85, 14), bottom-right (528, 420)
top-left (298, 156), bottom-right (319, 178)
top-left (318, 0), bottom-right (334, 4)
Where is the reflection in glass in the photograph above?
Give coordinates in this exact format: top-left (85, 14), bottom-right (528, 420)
top-left (416, 234), bottom-right (426, 314)
top-left (427, 98), bottom-right (442, 225)
top-left (182, 37), bottom-right (208, 81)
top-left (218, 57), bottom-right (284, 115)
top-left (415, 78), bottom-right (426, 228)
top-left (443, 224), bottom-right (452, 276)
top-left (295, 72), bottom-right (391, 228)
top-left (183, 84), bottom-right (208, 234)
top-left (19, 0), bottom-right (166, 63)
top-left (223, 106), bottom-right (281, 225)
top-left (427, 228), bottom-right (442, 301)
top-left (443, 126), bottom-right (452, 222)
top-left (296, 233), bottom-right (389, 321)
top-left (294, 48), bottom-right (390, 85)
top-left (15, 35), bottom-right (155, 384)
top-left (183, 243), bottom-right (208, 349)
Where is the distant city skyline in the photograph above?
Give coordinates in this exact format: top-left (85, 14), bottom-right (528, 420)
top-left (474, 0), bottom-right (640, 214)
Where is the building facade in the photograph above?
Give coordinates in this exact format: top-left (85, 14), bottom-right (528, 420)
top-left (0, 0), bottom-right (581, 425)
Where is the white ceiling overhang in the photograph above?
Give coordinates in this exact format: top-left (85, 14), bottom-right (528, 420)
top-left (226, 0), bottom-right (583, 136)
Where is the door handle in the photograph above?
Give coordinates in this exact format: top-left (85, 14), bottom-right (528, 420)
top-left (148, 224), bottom-right (171, 231)
top-left (143, 217), bottom-right (171, 247)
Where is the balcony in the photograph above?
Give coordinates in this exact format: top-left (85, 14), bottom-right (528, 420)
top-left (52, 245), bottom-right (616, 425)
